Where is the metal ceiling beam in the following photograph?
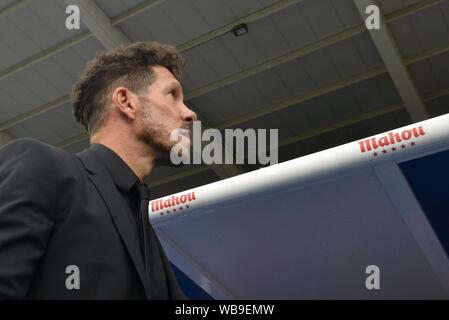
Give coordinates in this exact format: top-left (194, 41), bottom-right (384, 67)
top-left (64, 0), bottom-right (130, 48)
top-left (217, 41), bottom-right (449, 130)
top-left (353, 0), bottom-right (428, 122)
top-left (0, 0), bottom-right (442, 133)
top-left (0, 0), bottom-right (165, 81)
top-left (0, 95), bottom-right (69, 131)
top-left (5, 36), bottom-right (449, 149)
top-left (0, 132), bottom-right (14, 146)
top-left (0, 0), bottom-right (302, 82)
top-left (186, 0), bottom-right (444, 100)
top-left (148, 84), bottom-right (449, 189)
top-left (178, 0), bottom-right (305, 52)
top-left (0, 0), bottom-right (30, 18)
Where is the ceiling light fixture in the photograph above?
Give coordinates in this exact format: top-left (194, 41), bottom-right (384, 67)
top-left (231, 23), bottom-right (248, 37)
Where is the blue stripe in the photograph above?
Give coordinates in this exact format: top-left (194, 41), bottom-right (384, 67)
top-left (399, 149), bottom-right (449, 257)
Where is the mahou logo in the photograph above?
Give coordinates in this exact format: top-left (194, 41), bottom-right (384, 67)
top-left (358, 125), bottom-right (426, 155)
top-left (151, 192), bottom-right (197, 213)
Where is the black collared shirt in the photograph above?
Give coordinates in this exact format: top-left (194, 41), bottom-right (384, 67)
top-left (90, 143), bottom-right (144, 255)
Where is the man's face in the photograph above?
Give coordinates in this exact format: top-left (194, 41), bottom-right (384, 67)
top-left (135, 66), bottom-right (197, 164)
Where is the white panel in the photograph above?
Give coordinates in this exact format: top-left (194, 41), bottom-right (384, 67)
top-left (158, 168), bottom-right (447, 298)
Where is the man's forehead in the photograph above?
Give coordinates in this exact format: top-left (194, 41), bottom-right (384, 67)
top-left (151, 65), bottom-right (175, 79)
top-left (150, 65), bottom-right (180, 86)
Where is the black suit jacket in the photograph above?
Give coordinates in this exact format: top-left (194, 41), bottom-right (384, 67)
top-left (0, 138), bottom-right (186, 299)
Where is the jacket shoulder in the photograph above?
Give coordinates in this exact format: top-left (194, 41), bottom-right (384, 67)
top-left (0, 138), bottom-right (75, 173)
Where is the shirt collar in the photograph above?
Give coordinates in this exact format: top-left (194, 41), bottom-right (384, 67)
top-left (90, 143), bottom-right (140, 194)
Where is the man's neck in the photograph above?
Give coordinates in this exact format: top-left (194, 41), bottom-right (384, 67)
top-left (91, 135), bottom-right (156, 182)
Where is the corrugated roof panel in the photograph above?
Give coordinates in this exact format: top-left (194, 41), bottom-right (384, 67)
top-left (348, 73), bottom-right (401, 113)
top-left (377, 0), bottom-right (404, 15)
top-left (228, 111), bottom-right (294, 142)
top-left (301, 97), bottom-right (337, 129)
top-left (5, 102), bottom-right (82, 145)
top-left (350, 31), bottom-right (383, 69)
top-left (325, 37), bottom-right (368, 78)
top-left (274, 58), bottom-right (317, 96)
top-left (427, 50), bottom-right (449, 93)
top-left (0, 87), bottom-right (21, 122)
top-left (269, 2), bottom-right (317, 50)
top-left (224, 0), bottom-right (268, 17)
top-left (217, 32), bottom-right (267, 69)
top-left (186, 39), bottom-right (241, 82)
top-left (322, 87), bottom-right (364, 123)
top-left (182, 49), bottom-right (225, 89)
top-left (299, 0), bottom-right (346, 39)
top-left (162, 0), bottom-right (213, 40)
top-left (426, 94), bottom-right (449, 118)
top-left (0, 75), bottom-right (45, 117)
top-left (0, 0), bottom-right (88, 71)
top-left (331, 0), bottom-right (363, 28)
top-left (408, 50), bottom-right (449, 97)
top-left (190, 87), bottom-right (242, 127)
top-left (299, 50), bottom-right (341, 86)
top-left (0, 0), bottom-right (16, 10)
top-left (190, 0), bottom-right (238, 29)
top-left (405, 4), bottom-right (449, 51)
top-left (94, 0), bottom-right (145, 18)
top-left (119, 4), bottom-right (187, 45)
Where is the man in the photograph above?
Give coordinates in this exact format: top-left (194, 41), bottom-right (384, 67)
top-left (0, 42), bottom-right (197, 299)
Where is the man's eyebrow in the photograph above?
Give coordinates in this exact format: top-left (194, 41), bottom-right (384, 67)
top-left (166, 81), bottom-right (181, 89)
top-left (166, 81), bottom-right (183, 94)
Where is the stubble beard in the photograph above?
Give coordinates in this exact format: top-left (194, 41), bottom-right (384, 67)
top-left (137, 104), bottom-right (173, 164)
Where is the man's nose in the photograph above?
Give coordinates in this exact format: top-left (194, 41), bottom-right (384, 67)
top-left (182, 103), bottom-right (197, 123)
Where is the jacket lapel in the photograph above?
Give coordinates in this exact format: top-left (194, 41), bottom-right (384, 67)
top-left (75, 148), bottom-right (152, 299)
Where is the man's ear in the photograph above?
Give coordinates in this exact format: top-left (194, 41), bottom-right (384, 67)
top-left (111, 87), bottom-right (138, 121)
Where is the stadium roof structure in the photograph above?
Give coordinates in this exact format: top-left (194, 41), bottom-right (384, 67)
top-left (0, 0), bottom-right (448, 199)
